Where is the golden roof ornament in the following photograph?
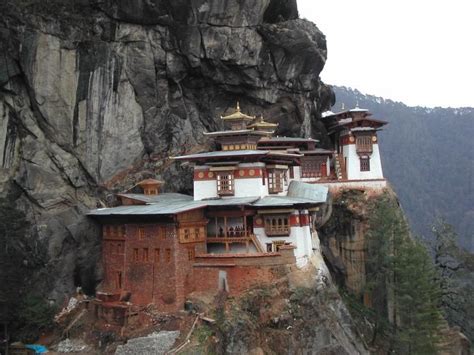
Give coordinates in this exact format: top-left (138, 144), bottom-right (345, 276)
top-left (220, 102), bottom-right (256, 121)
top-left (247, 114), bottom-right (278, 130)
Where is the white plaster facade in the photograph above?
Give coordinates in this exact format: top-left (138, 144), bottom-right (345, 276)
top-left (253, 210), bottom-right (313, 268)
top-left (193, 162), bottom-right (298, 200)
top-left (342, 142), bottom-right (384, 180)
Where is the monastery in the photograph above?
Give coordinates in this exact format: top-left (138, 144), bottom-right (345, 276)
top-left (88, 103), bottom-right (387, 322)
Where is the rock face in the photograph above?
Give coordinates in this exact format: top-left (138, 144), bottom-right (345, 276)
top-left (0, 1), bottom-right (333, 302)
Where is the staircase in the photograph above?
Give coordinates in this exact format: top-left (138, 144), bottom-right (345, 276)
top-left (250, 234), bottom-right (265, 253)
top-left (334, 154), bottom-right (347, 180)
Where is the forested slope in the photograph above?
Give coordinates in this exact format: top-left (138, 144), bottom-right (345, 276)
top-left (332, 86), bottom-right (474, 251)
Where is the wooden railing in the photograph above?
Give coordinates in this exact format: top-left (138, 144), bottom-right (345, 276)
top-left (265, 226), bottom-right (290, 236)
top-left (335, 154), bottom-right (347, 180)
top-left (207, 237), bottom-right (251, 244)
top-left (206, 234), bottom-right (261, 253)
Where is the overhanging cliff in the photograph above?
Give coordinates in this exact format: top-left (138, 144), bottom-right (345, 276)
top-left (0, 0), bottom-right (333, 302)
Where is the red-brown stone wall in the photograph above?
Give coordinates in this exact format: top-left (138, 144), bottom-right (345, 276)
top-left (193, 265), bottom-right (288, 296)
top-left (192, 250), bottom-right (295, 296)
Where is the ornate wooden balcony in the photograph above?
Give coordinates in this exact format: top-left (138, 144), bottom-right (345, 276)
top-left (265, 227), bottom-right (290, 236)
top-left (206, 234), bottom-right (258, 252)
top-left (207, 236), bottom-right (251, 244)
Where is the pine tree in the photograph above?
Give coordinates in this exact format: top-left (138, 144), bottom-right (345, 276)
top-left (365, 193), bottom-right (443, 353)
top-left (393, 238), bottom-right (442, 354)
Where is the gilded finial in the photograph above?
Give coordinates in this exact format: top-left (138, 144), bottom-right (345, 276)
top-left (341, 102), bottom-right (345, 110)
top-left (355, 100), bottom-right (359, 108)
top-left (236, 101), bottom-right (241, 112)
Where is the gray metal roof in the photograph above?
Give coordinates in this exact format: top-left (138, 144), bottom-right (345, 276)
top-left (116, 193), bottom-right (192, 204)
top-left (287, 181), bottom-right (328, 203)
top-left (88, 182), bottom-right (328, 217)
top-left (252, 196), bottom-right (319, 207)
top-left (89, 193), bottom-right (205, 216)
top-left (172, 150), bottom-right (269, 161)
top-left (300, 149), bottom-right (334, 155)
top-left (263, 137), bottom-right (318, 143)
top-left (203, 196), bottom-right (260, 206)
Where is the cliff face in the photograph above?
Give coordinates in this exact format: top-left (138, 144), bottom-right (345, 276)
top-left (0, 0), bottom-right (333, 302)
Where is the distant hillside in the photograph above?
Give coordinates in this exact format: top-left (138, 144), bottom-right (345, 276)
top-left (331, 86), bottom-right (474, 251)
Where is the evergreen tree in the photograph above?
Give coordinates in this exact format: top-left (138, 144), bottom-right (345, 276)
top-left (365, 193), bottom-right (443, 353)
top-left (393, 238), bottom-right (442, 354)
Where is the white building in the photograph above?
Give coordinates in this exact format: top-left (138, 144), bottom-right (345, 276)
top-left (173, 103), bottom-right (329, 267)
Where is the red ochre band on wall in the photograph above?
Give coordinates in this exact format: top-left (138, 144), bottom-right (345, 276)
top-left (299, 213), bottom-right (310, 226)
top-left (194, 168), bottom-right (263, 180)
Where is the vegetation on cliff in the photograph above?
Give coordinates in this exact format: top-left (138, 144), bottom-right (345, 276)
top-left (332, 86), bottom-right (474, 252)
top-left (0, 196), bottom-right (55, 342)
top-left (364, 193), bottom-right (443, 353)
top-left (433, 220), bottom-right (474, 343)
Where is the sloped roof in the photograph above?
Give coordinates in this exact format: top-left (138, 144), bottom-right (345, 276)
top-left (172, 150), bottom-right (269, 161)
top-left (88, 193), bottom-right (203, 216)
top-left (88, 182), bottom-right (328, 217)
top-left (117, 193), bottom-right (192, 204)
top-left (287, 180), bottom-right (329, 203)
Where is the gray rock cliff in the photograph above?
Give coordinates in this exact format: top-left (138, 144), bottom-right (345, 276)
top-left (0, 0), bottom-right (333, 302)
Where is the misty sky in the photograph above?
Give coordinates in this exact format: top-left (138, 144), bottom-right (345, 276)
top-left (297, 0), bottom-right (474, 108)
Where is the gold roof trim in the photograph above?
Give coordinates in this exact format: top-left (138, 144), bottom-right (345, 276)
top-left (220, 102), bottom-right (256, 121)
top-left (247, 115), bottom-right (279, 129)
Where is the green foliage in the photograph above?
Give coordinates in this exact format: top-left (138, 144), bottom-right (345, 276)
top-left (364, 193), bottom-right (443, 353)
top-left (392, 239), bottom-right (442, 354)
top-left (194, 324), bottom-right (214, 344)
top-left (0, 197), bottom-right (52, 342)
top-left (14, 294), bottom-right (56, 342)
top-left (333, 86), bottom-right (474, 252)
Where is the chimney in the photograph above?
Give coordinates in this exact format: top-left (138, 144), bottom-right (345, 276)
top-left (137, 179), bottom-right (164, 196)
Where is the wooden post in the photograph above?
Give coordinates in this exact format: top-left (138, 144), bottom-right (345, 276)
top-left (215, 217), bottom-right (218, 237)
top-left (243, 215), bottom-right (247, 238)
top-left (224, 216), bottom-right (228, 238)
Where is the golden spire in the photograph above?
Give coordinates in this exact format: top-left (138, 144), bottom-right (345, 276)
top-left (247, 114), bottom-right (278, 131)
top-left (341, 102), bottom-right (345, 110)
top-left (220, 101), bottom-right (255, 121)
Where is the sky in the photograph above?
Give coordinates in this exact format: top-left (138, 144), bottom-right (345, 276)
top-left (297, 0), bottom-right (474, 108)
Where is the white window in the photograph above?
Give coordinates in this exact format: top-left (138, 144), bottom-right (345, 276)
top-left (267, 169), bottom-right (285, 193)
top-left (217, 172), bottom-right (234, 196)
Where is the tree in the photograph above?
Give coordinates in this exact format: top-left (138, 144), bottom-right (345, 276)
top-left (365, 193), bottom-right (443, 353)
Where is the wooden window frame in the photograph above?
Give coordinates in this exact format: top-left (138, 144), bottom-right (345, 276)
top-left (166, 248), bottom-right (172, 263)
top-left (217, 171), bottom-right (235, 196)
top-left (264, 215), bottom-right (290, 236)
top-left (301, 156), bottom-right (327, 178)
top-left (133, 248), bottom-right (139, 262)
top-left (267, 169), bottom-right (285, 194)
top-left (143, 248), bottom-right (149, 262)
top-left (360, 156), bottom-right (370, 172)
top-left (154, 248), bottom-right (160, 263)
top-left (356, 135), bottom-right (373, 154)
